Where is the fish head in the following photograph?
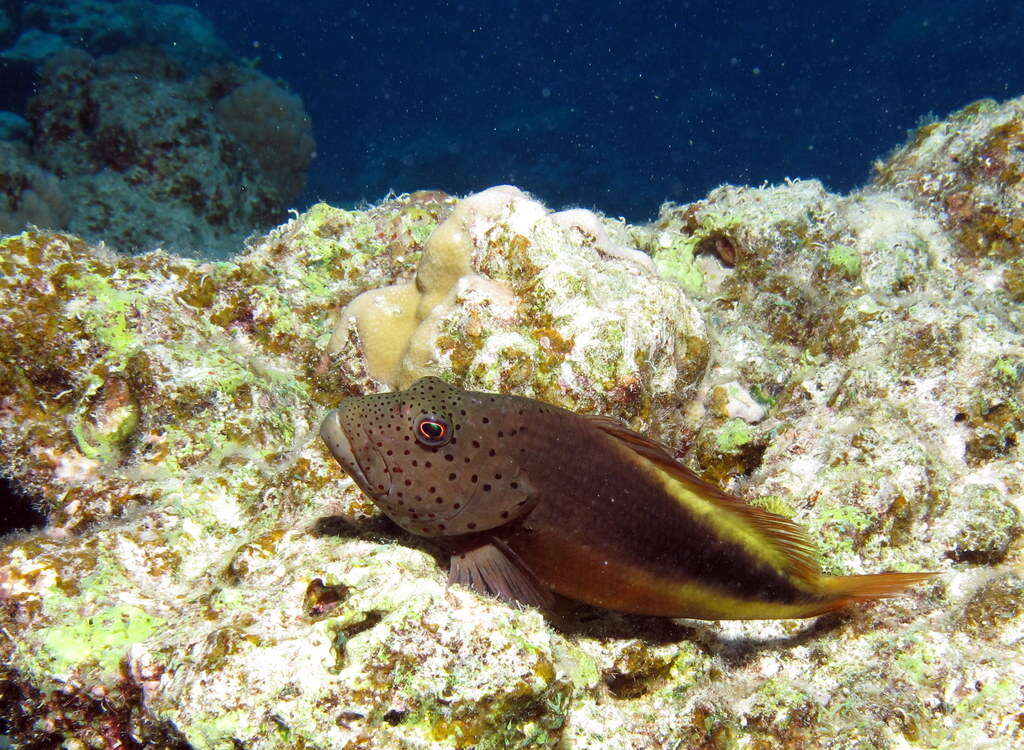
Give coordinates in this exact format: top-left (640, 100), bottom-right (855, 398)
top-left (320, 376), bottom-right (536, 537)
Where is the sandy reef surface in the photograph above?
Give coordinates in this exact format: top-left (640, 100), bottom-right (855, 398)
top-left (1, 97), bottom-right (1023, 748)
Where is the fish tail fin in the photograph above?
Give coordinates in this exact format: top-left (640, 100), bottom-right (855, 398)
top-left (809, 571), bottom-right (938, 615)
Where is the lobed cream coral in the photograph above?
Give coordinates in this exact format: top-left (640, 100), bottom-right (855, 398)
top-left (327, 186), bottom-right (708, 441)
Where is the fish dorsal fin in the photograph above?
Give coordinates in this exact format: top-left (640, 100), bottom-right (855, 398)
top-left (448, 539), bottom-right (553, 609)
top-left (584, 415), bottom-right (820, 582)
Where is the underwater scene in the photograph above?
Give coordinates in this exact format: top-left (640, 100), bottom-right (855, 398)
top-left (1, 0), bottom-right (1022, 747)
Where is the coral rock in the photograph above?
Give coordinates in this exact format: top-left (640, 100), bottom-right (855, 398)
top-left (0, 140), bottom-right (70, 235)
top-left (2, 98), bottom-right (1024, 749)
top-left (14, 47), bottom-right (314, 255)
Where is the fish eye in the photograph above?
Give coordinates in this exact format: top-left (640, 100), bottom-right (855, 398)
top-left (415, 413), bottom-right (451, 447)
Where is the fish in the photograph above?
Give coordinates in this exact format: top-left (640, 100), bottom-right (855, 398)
top-left (320, 376), bottom-right (935, 619)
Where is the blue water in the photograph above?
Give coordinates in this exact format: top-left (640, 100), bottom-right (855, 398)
top-left (193, 0), bottom-right (1023, 221)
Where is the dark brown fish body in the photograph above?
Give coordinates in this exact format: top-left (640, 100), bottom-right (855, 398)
top-left (321, 377), bottom-right (933, 619)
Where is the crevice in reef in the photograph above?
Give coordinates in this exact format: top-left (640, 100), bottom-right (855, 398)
top-left (0, 477), bottom-right (47, 536)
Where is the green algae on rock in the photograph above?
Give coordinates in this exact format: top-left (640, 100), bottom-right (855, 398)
top-left (1, 96), bottom-right (1024, 748)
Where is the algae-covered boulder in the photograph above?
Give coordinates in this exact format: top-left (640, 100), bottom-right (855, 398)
top-left (8, 46), bottom-right (315, 256)
top-left (1, 97), bottom-right (1024, 748)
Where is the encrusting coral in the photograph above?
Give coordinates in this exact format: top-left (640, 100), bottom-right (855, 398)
top-left (1, 97), bottom-right (1023, 748)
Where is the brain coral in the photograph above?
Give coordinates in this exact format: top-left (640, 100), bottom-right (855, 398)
top-left (14, 0), bottom-right (230, 71)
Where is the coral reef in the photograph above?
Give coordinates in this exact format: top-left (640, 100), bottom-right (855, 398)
top-left (213, 76), bottom-right (317, 206)
top-left (1, 0), bottom-right (229, 76)
top-left (6, 46), bottom-right (315, 255)
top-left (0, 110), bottom-right (29, 140)
top-left (1, 97), bottom-right (1023, 748)
top-left (0, 2), bottom-right (315, 257)
top-left (0, 140), bottom-right (70, 235)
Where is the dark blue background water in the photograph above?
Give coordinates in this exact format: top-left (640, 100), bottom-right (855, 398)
top-left (194, 0), bottom-right (1022, 221)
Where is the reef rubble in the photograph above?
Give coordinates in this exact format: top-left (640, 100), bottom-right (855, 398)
top-left (1, 96), bottom-right (1023, 748)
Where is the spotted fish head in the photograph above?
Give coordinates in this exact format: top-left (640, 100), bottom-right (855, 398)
top-left (320, 376), bottom-right (536, 537)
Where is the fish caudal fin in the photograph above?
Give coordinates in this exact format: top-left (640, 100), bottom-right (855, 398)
top-left (811, 571), bottom-right (938, 615)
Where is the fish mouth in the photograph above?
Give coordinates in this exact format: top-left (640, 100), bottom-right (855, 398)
top-left (320, 410), bottom-right (372, 490)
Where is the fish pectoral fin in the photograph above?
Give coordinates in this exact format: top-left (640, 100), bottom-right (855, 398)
top-left (448, 538), bottom-right (552, 610)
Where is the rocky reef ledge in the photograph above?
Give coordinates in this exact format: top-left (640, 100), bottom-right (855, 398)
top-left (2, 97), bottom-right (1023, 748)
